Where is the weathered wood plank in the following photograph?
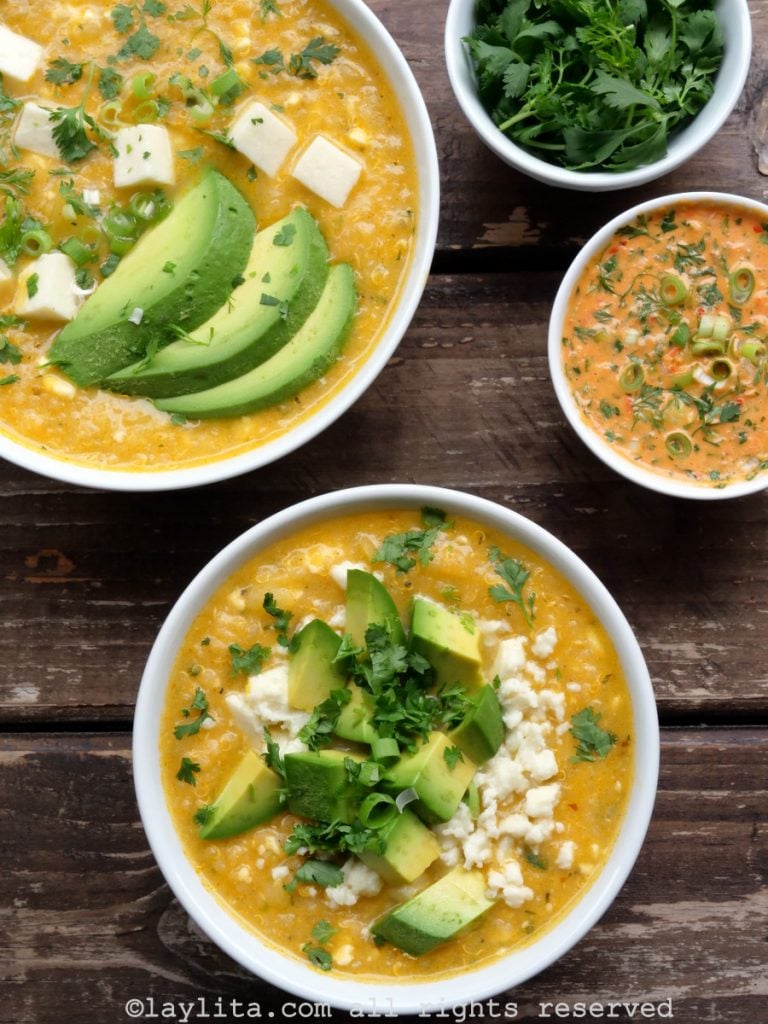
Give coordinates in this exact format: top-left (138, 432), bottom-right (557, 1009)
top-left (367, 0), bottom-right (768, 255)
top-left (1, 274), bottom-right (766, 722)
top-left (0, 730), bottom-right (765, 1024)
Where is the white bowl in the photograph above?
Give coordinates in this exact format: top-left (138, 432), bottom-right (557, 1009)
top-left (548, 191), bottom-right (768, 500)
top-left (0, 0), bottom-right (439, 492)
top-left (445, 0), bottom-right (751, 192)
top-left (133, 484), bottom-right (659, 1013)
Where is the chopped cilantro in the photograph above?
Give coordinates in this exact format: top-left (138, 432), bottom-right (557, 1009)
top-left (26, 274), bottom-right (39, 299)
top-left (302, 944), bottom-right (332, 971)
top-left (45, 58), bottom-right (84, 86)
top-left (193, 804), bottom-right (213, 826)
top-left (262, 726), bottom-right (286, 779)
top-left (260, 0), bottom-right (282, 16)
top-left (524, 848), bottom-right (548, 870)
top-left (298, 689), bottom-right (351, 751)
top-left (372, 506), bottom-right (448, 573)
top-left (0, 373), bottom-right (19, 386)
top-left (176, 756), bottom-right (201, 785)
top-left (293, 861), bottom-right (343, 888)
top-left (273, 223), bottom-right (296, 247)
top-left (288, 36), bottom-right (340, 79)
top-left (488, 546), bottom-right (535, 627)
top-left (311, 919), bottom-right (335, 944)
top-left (173, 686), bottom-right (213, 739)
top-left (229, 641), bottom-right (271, 676)
top-left (98, 65), bottom-right (124, 100)
top-left (262, 592), bottom-right (293, 647)
top-left (570, 707), bottom-right (617, 763)
top-left (285, 818), bottom-right (382, 857)
top-left (443, 745), bottom-right (464, 770)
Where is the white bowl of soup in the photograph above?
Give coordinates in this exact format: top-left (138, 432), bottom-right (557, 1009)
top-left (445, 0), bottom-right (751, 191)
top-left (549, 192), bottom-right (768, 499)
top-left (133, 484), bottom-right (659, 1012)
top-left (0, 0), bottom-right (438, 490)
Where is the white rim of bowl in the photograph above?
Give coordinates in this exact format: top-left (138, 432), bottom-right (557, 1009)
top-left (548, 190), bottom-right (768, 500)
top-left (444, 0), bottom-right (752, 192)
top-left (0, 0), bottom-right (440, 492)
top-left (133, 483), bottom-right (660, 1014)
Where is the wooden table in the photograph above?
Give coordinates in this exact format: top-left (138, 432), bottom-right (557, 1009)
top-left (2, 3), bottom-right (767, 1022)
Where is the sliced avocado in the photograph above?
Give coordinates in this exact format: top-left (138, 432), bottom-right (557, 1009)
top-left (370, 867), bottom-right (495, 955)
top-left (359, 808), bottom-right (441, 885)
top-left (346, 569), bottom-right (405, 649)
top-left (384, 732), bottom-right (476, 824)
top-left (410, 599), bottom-right (483, 692)
top-left (334, 683), bottom-right (379, 745)
top-left (288, 618), bottom-right (346, 712)
top-left (198, 748), bottom-right (282, 840)
top-left (49, 169), bottom-right (255, 387)
top-left (448, 685), bottom-right (505, 764)
top-left (462, 779), bottom-right (481, 819)
top-left (105, 207), bottom-right (329, 398)
top-left (284, 749), bottom-right (361, 823)
top-left (154, 262), bottom-right (356, 419)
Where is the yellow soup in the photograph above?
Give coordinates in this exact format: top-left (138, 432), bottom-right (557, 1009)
top-left (562, 200), bottom-right (768, 488)
top-left (0, 0), bottom-right (417, 471)
top-left (159, 508), bottom-right (634, 982)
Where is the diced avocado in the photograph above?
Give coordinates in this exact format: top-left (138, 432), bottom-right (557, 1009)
top-left (105, 207), bottom-right (329, 398)
top-left (154, 262), bottom-right (356, 419)
top-left (462, 780), bottom-right (481, 818)
top-left (198, 748), bottom-right (281, 840)
top-left (359, 808), bottom-right (441, 885)
top-left (346, 569), bottom-right (405, 649)
top-left (370, 867), bottom-right (495, 955)
top-left (384, 732), bottom-right (476, 824)
top-left (49, 169), bottom-right (255, 387)
top-left (448, 685), bottom-right (505, 764)
top-left (410, 598), bottom-right (483, 692)
top-left (288, 618), bottom-right (346, 712)
top-left (284, 749), bottom-right (361, 823)
top-left (334, 683), bottom-right (380, 744)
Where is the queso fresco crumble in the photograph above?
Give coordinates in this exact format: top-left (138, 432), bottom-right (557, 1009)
top-left (160, 508), bottom-right (633, 980)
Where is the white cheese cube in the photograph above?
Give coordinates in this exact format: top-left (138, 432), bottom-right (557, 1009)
top-left (0, 257), bottom-right (11, 282)
top-left (0, 25), bottom-right (43, 83)
top-left (523, 782), bottom-right (561, 820)
top-left (292, 135), bottom-right (363, 208)
top-left (113, 124), bottom-right (174, 189)
top-left (16, 253), bottom-right (82, 322)
top-left (14, 101), bottom-right (59, 160)
top-left (230, 100), bottom-right (297, 178)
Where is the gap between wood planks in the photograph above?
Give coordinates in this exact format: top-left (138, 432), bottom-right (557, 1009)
top-left (431, 245), bottom-right (579, 276)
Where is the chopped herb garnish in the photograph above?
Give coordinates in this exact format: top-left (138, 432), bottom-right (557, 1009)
top-left (26, 274), bottom-right (39, 299)
top-left (262, 726), bottom-right (286, 779)
top-left (262, 592), bottom-right (293, 647)
top-left (570, 706), bottom-right (617, 763)
top-left (45, 58), bottom-right (84, 86)
top-left (311, 919), bottom-right (335, 944)
top-left (293, 860), bottom-right (344, 888)
top-left (372, 506), bottom-right (448, 574)
top-left (299, 689), bottom-right (351, 751)
top-left (488, 546), bottom-right (535, 627)
top-left (524, 848), bottom-right (548, 870)
top-left (288, 36), bottom-right (340, 79)
top-left (273, 223), bottom-right (296, 247)
top-left (176, 756), bottom-right (201, 785)
top-left (173, 686), bottom-right (213, 739)
top-left (302, 944), bottom-right (332, 971)
top-left (443, 745), bottom-right (464, 770)
top-left (193, 804), bottom-right (213, 826)
top-left (229, 641), bottom-right (271, 676)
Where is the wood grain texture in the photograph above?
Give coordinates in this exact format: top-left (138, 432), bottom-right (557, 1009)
top-left (1, 274), bottom-right (766, 723)
top-left (0, 730), bottom-right (765, 1024)
top-left (370, 0), bottom-right (768, 255)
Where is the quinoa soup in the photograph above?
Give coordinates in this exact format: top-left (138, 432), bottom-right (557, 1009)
top-left (561, 198), bottom-right (768, 489)
top-left (159, 507), bottom-right (634, 981)
top-left (0, 1), bottom-right (417, 472)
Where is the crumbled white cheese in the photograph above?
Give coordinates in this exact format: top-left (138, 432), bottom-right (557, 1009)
top-left (230, 100), bottom-right (298, 177)
top-left (517, 746), bottom-right (558, 783)
top-left (329, 561), bottom-right (368, 590)
top-left (0, 25), bottom-right (43, 82)
top-left (113, 124), bottom-right (175, 188)
top-left (523, 783), bottom-right (561, 819)
top-left (556, 841), bottom-right (575, 870)
top-left (16, 253), bottom-right (82, 322)
top-left (292, 135), bottom-right (363, 208)
top-left (492, 636), bottom-right (527, 679)
top-left (335, 943), bottom-right (354, 966)
top-left (271, 864), bottom-right (290, 881)
top-left (325, 859), bottom-right (382, 907)
top-left (532, 626), bottom-right (558, 658)
top-left (486, 861), bottom-right (534, 908)
top-left (225, 663), bottom-right (309, 751)
top-left (14, 101), bottom-right (59, 159)
top-left (524, 660), bottom-right (546, 684)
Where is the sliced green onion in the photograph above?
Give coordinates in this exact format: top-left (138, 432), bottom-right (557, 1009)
top-left (359, 792), bottom-right (397, 829)
top-left (107, 235), bottom-right (135, 256)
top-left (371, 737), bottom-right (399, 763)
top-left (692, 364), bottom-right (716, 387)
top-left (187, 93), bottom-right (215, 123)
top-left (659, 274), bottom-right (687, 306)
top-left (78, 224), bottom-right (102, 247)
top-left (132, 71), bottom-right (156, 99)
top-left (691, 338), bottom-right (726, 357)
top-left (740, 340), bottom-right (766, 364)
top-left (98, 100), bottom-right (126, 128)
top-left (665, 431), bottom-right (693, 458)
top-left (20, 228), bottom-right (53, 255)
top-left (210, 67), bottom-right (242, 97)
top-left (129, 192), bottom-right (158, 222)
top-left (59, 236), bottom-right (93, 267)
top-left (696, 314), bottom-right (716, 339)
top-left (619, 362), bottom-right (644, 392)
top-left (132, 99), bottom-right (160, 122)
top-left (728, 266), bottom-right (755, 305)
top-left (395, 787), bottom-right (419, 813)
top-left (670, 368), bottom-right (694, 389)
top-left (670, 322), bottom-right (690, 348)
top-left (104, 210), bottom-right (139, 239)
top-left (710, 357), bottom-right (733, 382)
top-left (712, 315), bottom-right (731, 345)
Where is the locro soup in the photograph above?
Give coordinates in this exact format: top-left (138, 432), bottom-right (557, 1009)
top-left (159, 507), bottom-right (634, 982)
top-left (561, 198), bottom-right (768, 489)
top-left (0, 0), bottom-right (418, 473)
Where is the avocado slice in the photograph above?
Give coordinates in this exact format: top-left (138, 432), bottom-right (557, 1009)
top-left (105, 207), bottom-right (329, 398)
top-left (334, 684), bottom-right (380, 745)
top-left (462, 780), bottom-right (481, 818)
top-left (359, 808), bottom-right (441, 885)
top-left (284, 749), bottom-right (361, 823)
top-left (49, 169), bottom-right (255, 387)
top-left (288, 619), bottom-right (346, 712)
top-left (154, 262), bottom-right (356, 419)
top-left (346, 569), bottom-right (406, 649)
top-left (448, 685), bottom-right (505, 764)
top-left (384, 732), bottom-right (477, 824)
top-left (410, 599), bottom-right (484, 692)
top-left (370, 867), bottom-right (495, 955)
top-left (198, 748), bottom-right (282, 840)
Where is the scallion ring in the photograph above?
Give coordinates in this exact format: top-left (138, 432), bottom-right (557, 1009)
top-left (359, 792), bottom-right (397, 829)
top-left (619, 362), bottom-right (644, 392)
top-left (20, 228), bottom-right (53, 256)
top-left (665, 431), bottom-right (693, 458)
top-left (132, 71), bottom-right (156, 100)
top-left (728, 266), bottom-right (755, 305)
top-left (691, 338), bottom-right (726, 357)
top-left (740, 340), bottom-right (766, 365)
top-left (371, 737), bottom-right (400, 763)
top-left (59, 236), bottom-right (93, 267)
top-left (98, 100), bottom-right (126, 128)
top-left (659, 274), bottom-right (687, 306)
top-left (132, 99), bottom-right (160, 122)
top-left (710, 357), bottom-right (733, 382)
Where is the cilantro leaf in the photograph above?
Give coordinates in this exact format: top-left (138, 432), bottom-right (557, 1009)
top-left (294, 860), bottom-right (344, 888)
top-left (118, 22), bottom-right (161, 60)
top-left (263, 592), bottom-right (293, 647)
top-left (193, 804), bottom-right (213, 826)
top-left (262, 726), bottom-right (286, 779)
top-left (173, 687), bottom-right (213, 739)
top-left (302, 944), bottom-right (332, 971)
top-left (251, 48), bottom-right (285, 72)
top-left (45, 59), bottom-right (84, 86)
top-left (176, 756), bottom-right (201, 785)
top-left (285, 818), bottom-right (382, 857)
top-left (570, 707), bottom-right (617, 763)
top-left (488, 546), bottom-right (535, 627)
top-left (98, 66), bottom-right (124, 100)
top-left (311, 919), bottom-right (335, 943)
top-left (524, 847), bottom-right (548, 870)
top-left (112, 4), bottom-right (135, 33)
top-left (372, 506), bottom-right (448, 573)
top-left (229, 641), bottom-right (271, 676)
top-left (288, 36), bottom-right (340, 79)
top-left (299, 689), bottom-right (351, 751)
top-left (443, 745), bottom-right (464, 770)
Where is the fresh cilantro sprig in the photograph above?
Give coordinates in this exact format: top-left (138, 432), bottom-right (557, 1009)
top-left (229, 641), bottom-right (271, 676)
top-left (251, 35), bottom-right (340, 79)
top-left (263, 592), bottom-right (294, 648)
top-left (262, 726), bottom-right (286, 779)
top-left (570, 707), bottom-right (617, 763)
top-left (465, 0), bottom-right (724, 174)
top-left (0, 169), bottom-right (34, 198)
top-left (298, 689), bottom-right (351, 751)
top-left (176, 756), bottom-right (201, 785)
top-left (284, 818), bottom-right (383, 857)
top-left (173, 686), bottom-right (214, 739)
top-left (372, 506), bottom-right (449, 574)
top-left (49, 65), bottom-right (112, 164)
top-left (111, 2), bottom-right (164, 61)
top-left (488, 546), bottom-right (535, 627)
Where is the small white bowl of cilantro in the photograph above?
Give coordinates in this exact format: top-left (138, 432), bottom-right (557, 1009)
top-left (445, 0), bottom-right (751, 190)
